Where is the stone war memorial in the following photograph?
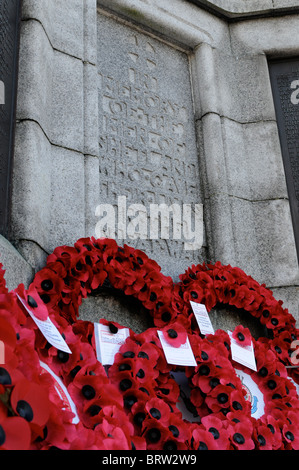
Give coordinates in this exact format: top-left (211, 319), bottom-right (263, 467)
top-left (1, 0), bottom-right (299, 452)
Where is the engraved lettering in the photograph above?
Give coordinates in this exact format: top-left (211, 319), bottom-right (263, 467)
top-left (97, 15), bottom-right (203, 264)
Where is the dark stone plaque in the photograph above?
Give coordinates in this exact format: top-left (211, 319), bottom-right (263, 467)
top-left (269, 58), bottom-right (299, 261)
top-left (0, 0), bottom-right (22, 236)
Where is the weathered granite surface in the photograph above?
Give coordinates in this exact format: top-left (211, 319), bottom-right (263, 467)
top-left (2, 0), bottom-right (298, 336)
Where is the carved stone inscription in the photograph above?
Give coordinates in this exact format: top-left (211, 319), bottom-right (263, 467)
top-left (97, 13), bottom-right (203, 276)
top-left (269, 59), bottom-right (299, 261)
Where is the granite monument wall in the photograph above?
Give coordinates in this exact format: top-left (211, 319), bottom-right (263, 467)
top-left (1, 0), bottom-right (299, 333)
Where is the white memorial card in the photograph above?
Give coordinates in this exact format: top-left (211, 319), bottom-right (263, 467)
top-left (190, 301), bottom-right (214, 335)
top-left (40, 361), bottom-right (79, 423)
top-left (17, 294), bottom-right (72, 354)
top-left (157, 330), bottom-right (197, 367)
top-left (235, 368), bottom-right (265, 419)
top-left (94, 322), bottom-right (130, 365)
top-left (228, 330), bottom-right (257, 371)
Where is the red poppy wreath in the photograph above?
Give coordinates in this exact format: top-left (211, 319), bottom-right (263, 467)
top-left (0, 236), bottom-right (299, 450)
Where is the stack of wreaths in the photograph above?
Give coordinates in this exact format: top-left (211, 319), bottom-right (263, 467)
top-left (0, 237), bottom-right (298, 450)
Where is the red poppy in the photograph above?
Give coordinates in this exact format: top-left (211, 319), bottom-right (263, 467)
top-left (13, 338), bottom-right (41, 383)
top-left (227, 419), bottom-right (255, 450)
top-left (117, 337), bottom-right (140, 360)
top-left (190, 386), bottom-right (205, 410)
top-left (192, 359), bottom-right (221, 394)
top-left (254, 346), bottom-right (280, 377)
top-left (47, 245), bottom-right (79, 269)
top-left (232, 325), bottom-right (251, 347)
top-left (161, 322), bottom-right (187, 348)
top-left (0, 363), bottom-right (24, 388)
top-left (201, 415), bottom-right (231, 450)
top-left (99, 318), bottom-right (132, 337)
top-left (67, 369), bottom-right (109, 411)
top-left (212, 268), bottom-right (237, 304)
top-left (253, 420), bottom-right (277, 450)
top-left (108, 354), bottom-right (135, 383)
top-left (134, 249), bottom-right (160, 273)
top-left (123, 386), bottom-right (150, 414)
top-left (270, 332), bottom-right (293, 364)
top-left (97, 425), bottom-right (131, 450)
top-left (145, 397), bottom-right (171, 426)
top-left (100, 405), bottom-right (134, 435)
top-left (35, 408), bottom-right (76, 450)
top-left (123, 271), bottom-right (148, 297)
top-left (16, 285), bottom-right (49, 321)
top-left (130, 399), bottom-right (148, 433)
top-left (233, 286), bottom-right (256, 310)
top-left (0, 416), bottom-right (31, 450)
top-left (141, 286), bottom-right (166, 311)
top-left (68, 424), bottom-right (99, 450)
top-left (10, 378), bottom-right (51, 428)
top-left (75, 240), bottom-right (108, 274)
top-left (41, 336), bottom-right (95, 383)
top-left (191, 425), bottom-right (219, 450)
top-left (32, 373), bottom-right (77, 449)
top-left (207, 329), bottom-right (231, 354)
top-left (205, 384), bottom-right (234, 412)
top-left (168, 411), bottom-right (191, 444)
top-left (260, 414), bottom-right (283, 450)
top-left (258, 374), bottom-right (290, 402)
top-left (190, 333), bottom-right (229, 364)
top-left (134, 356), bottom-right (159, 384)
top-left (137, 340), bottom-right (161, 365)
top-left (266, 394), bottom-right (299, 416)
top-left (142, 417), bottom-right (170, 450)
top-left (153, 305), bottom-right (178, 328)
top-left (282, 422), bottom-right (299, 450)
top-left (156, 376), bottom-right (180, 405)
top-left (108, 266), bottom-right (137, 292)
top-left (0, 298), bottom-right (27, 333)
top-left (69, 255), bottom-right (92, 285)
top-left (183, 284), bottom-right (204, 306)
top-left (32, 267), bottom-right (65, 308)
top-left (0, 263), bottom-right (8, 294)
top-left (90, 266), bottom-right (108, 291)
top-left (110, 367), bottom-right (140, 397)
top-left (82, 385), bottom-right (123, 428)
top-left (131, 435), bottom-right (147, 450)
top-left (73, 237), bottom-right (94, 253)
top-left (0, 317), bottom-right (16, 350)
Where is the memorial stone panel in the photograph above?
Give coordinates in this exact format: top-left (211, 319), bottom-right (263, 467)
top-left (0, 0), bottom-right (22, 237)
top-left (269, 59), bottom-right (299, 263)
top-left (96, 13), bottom-right (204, 279)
